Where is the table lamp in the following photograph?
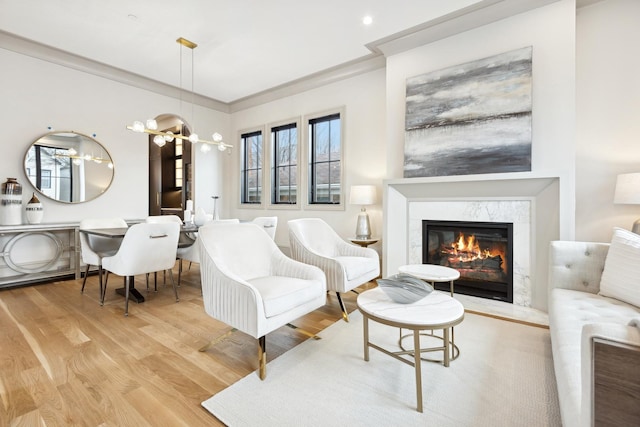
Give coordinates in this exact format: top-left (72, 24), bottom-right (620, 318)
top-left (614, 172), bottom-right (640, 234)
top-left (349, 185), bottom-right (377, 239)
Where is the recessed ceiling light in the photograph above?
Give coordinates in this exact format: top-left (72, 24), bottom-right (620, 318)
top-left (362, 15), bottom-right (373, 25)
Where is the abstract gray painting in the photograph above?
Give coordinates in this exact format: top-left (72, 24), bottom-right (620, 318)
top-left (404, 47), bottom-right (532, 178)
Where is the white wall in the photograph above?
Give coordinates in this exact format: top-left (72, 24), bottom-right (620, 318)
top-left (1, 47), bottom-right (229, 223)
top-left (228, 69), bottom-right (387, 248)
top-left (385, 0), bottom-right (577, 240)
top-left (575, 0), bottom-right (640, 242)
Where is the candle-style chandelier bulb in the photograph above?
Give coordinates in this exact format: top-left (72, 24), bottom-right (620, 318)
top-left (146, 119), bottom-right (158, 130)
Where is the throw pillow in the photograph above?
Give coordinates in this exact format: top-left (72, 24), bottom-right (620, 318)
top-left (599, 227), bottom-right (640, 307)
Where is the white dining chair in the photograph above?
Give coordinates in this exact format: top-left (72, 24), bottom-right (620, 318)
top-left (251, 216), bottom-right (278, 240)
top-left (176, 218), bottom-right (240, 286)
top-left (199, 222), bottom-right (326, 379)
top-left (288, 218), bottom-right (380, 322)
top-left (145, 215), bottom-right (194, 288)
top-left (101, 222), bottom-right (180, 316)
top-left (79, 217), bottom-right (128, 300)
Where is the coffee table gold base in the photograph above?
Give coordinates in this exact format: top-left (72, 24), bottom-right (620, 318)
top-left (398, 331), bottom-right (460, 364)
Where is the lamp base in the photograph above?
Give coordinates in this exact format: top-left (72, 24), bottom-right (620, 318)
top-left (355, 209), bottom-right (371, 240)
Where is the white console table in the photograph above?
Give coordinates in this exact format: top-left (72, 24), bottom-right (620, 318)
top-left (0, 223), bottom-right (80, 288)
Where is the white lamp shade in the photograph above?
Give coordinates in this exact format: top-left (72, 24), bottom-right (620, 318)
top-left (614, 173), bottom-right (640, 204)
top-left (349, 185), bottom-right (377, 205)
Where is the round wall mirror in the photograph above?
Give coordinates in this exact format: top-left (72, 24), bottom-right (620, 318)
top-left (24, 131), bottom-right (114, 203)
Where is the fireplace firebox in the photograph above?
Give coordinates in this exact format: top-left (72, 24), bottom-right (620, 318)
top-left (422, 220), bottom-right (513, 303)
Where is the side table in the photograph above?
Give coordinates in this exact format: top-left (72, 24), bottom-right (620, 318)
top-left (349, 237), bottom-right (379, 248)
top-left (357, 287), bottom-right (464, 412)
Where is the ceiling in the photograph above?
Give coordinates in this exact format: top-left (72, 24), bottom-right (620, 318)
top-left (0, 0), bottom-right (587, 105)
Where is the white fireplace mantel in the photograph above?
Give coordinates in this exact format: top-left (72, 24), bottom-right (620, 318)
top-left (383, 174), bottom-right (563, 312)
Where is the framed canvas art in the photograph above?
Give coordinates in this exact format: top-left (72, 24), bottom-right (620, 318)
top-left (404, 47), bottom-right (532, 178)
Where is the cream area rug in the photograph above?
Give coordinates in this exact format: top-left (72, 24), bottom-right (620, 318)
top-left (202, 310), bottom-right (560, 427)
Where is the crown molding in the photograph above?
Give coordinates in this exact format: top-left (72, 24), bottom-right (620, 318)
top-left (228, 54), bottom-right (386, 113)
top-left (0, 30), bottom-right (230, 113)
top-left (367, 0), bottom-right (560, 57)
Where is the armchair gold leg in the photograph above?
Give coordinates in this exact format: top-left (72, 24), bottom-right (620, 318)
top-left (198, 328), bottom-right (238, 352)
top-left (286, 323), bottom-right (322, 340)
top-left (336, 292), bottom-right (349, 322)
top-left (258, 336), bottom-right (266, 380)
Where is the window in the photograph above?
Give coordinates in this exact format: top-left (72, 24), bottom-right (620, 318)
top-left (175, 140), bottom-right (183, 188)
top-left (41, 169), bottom-right (52, 189)
top-left (240, 130), bottom-right (263, 204)
top-left (308, 113), bottom-right (341, 204)
top-left (271, 123), bottom-right (297, 204)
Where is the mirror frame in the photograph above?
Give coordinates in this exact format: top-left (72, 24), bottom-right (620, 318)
top-left (24, 131), bottom-right (115, 204)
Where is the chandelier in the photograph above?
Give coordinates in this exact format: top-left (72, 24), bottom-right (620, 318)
top-left (55, 148), bottom-right (114, 168)
top-left (127, 37), bottom-right (230, 152)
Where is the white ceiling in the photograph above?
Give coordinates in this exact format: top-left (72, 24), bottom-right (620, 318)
top-left (0, 0), bottom-right (585, 104)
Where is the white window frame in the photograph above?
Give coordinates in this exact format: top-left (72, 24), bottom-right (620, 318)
top-left (302, 106), bottom-right (345, 211)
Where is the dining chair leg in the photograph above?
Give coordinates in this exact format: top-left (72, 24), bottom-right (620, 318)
top-left (178, 259), bottom-right (183, 287)
top-left (336, 292), bottom-right (350, 322)
top-left (101, 271), bottom-right (110, 304)
top-left (168, 270), bottom-right (179, 302)
top-left (81, 264), bottom-right (90, 293)
top-left (124, 275), bottom-right (132, 316)
top-left (98, 265), bottom-right (104, 303)
top-left (145, 273), bottom-right (150, 291)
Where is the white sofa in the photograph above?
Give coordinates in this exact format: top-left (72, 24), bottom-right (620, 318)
top-left (548, 240), bottom-right (640, 427)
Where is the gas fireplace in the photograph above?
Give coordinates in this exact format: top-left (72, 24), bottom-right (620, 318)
top-left (422, 220), bottom-right (513, 303)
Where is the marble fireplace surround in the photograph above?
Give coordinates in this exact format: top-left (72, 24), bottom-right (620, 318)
top-left (383, 176), bottom-right (560, 312)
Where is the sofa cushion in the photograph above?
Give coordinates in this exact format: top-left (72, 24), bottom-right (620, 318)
top-left (548, 288), bottom-right (640, 427)
top-left (599, 227), bottom-right (640, 307)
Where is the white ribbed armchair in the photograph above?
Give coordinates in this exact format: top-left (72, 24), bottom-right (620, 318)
top-left (288, 218), bottom-right (380, 322)
top-left (198, 222), bottom-right (326, 379)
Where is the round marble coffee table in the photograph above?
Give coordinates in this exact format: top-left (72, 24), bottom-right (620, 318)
top-left (398, 264), bottom-right (460, 296)
top-left (357, 287), bottom-right (464, 413)
top-left (398, 264), bottom-right (461, 363)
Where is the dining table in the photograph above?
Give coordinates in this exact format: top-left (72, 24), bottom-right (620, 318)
top-left (79, 224), bottom-right (199, 303)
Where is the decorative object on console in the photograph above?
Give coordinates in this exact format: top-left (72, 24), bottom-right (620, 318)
top-left (349, 185), bottom-right (376, 240)
top-left (377, 273), bottom-right (433, 304)
top-left (404, 46), bottom-right (532, 178)
top-left (211, 196), bottom-right (220, 221)
top-left (614, 172), bottom-right (640, 234)
top-left (184, 199), bottom-right (193, 224)
top-left (1, 178), bottom-right (23, 225)
top-left (193, 207), bottom-right (209, 226)
top-left (126, 38), bottom-right (231, 152)
top-left (25, 192), bottom-right (44, 224)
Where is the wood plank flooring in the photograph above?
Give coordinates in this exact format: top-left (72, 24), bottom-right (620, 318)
top-left (0, 266), bottom-right (373, 426)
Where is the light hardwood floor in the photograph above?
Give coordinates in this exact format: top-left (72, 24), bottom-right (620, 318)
top-left (0, 266), bottom-right (372, 426)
